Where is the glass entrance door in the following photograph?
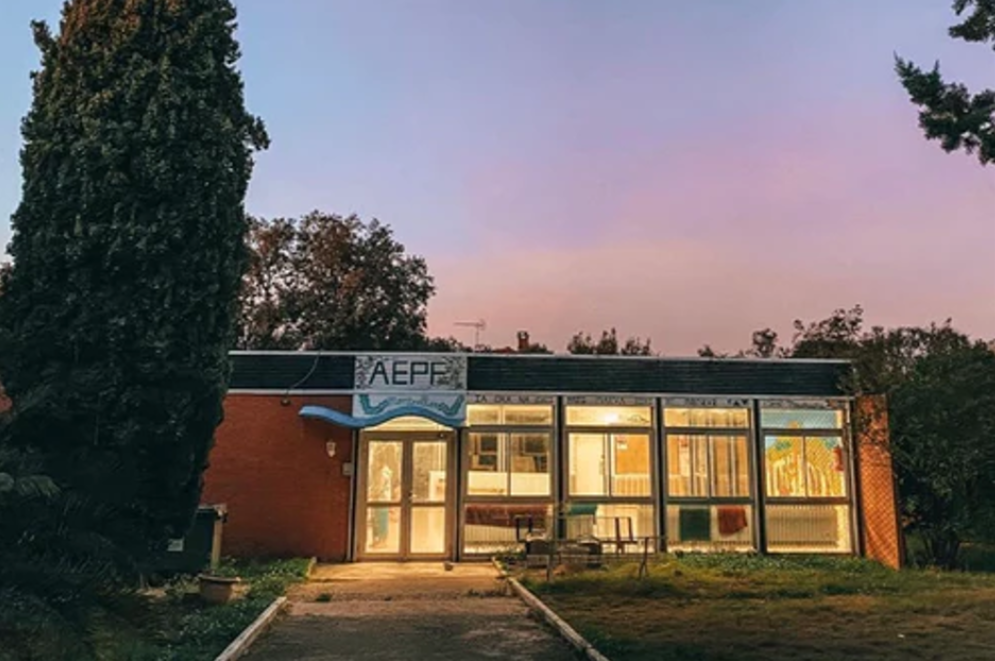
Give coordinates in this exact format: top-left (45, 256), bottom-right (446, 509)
top-left (361, 435), bottom-right (451, 559)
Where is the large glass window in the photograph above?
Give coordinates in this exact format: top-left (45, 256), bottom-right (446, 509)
top-left (761, 405), bottom-right (852, 554)
top-left (568, 433), bottom-right (651, 497)
top-left (463, 503), bottom-right (552, 555)
top-left (665, 408), bottom-right (750, 428)
top-left (463, 402), bottom-right (555, 556)
top-left (467, 432), bottom-right (551, 497)
top-left (563, 503), bottom-right (656, 554)
top-left (564, 403), bottom-right (656, 552)
top-left (566, 406), bottom-right (653, 427)
top-left (761, 408), bottom-right (843, 430)
top-left (764, 435), bottom-right (847, 498)
top-left (664, 407), bottom-right (756, 552)
top-left (468, 404), bottom-right (554, 426)
top-left (667, 435), bottom-right (750, 498)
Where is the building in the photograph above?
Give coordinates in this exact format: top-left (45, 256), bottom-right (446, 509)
top-left (202, 351), bottom-right (901, 567)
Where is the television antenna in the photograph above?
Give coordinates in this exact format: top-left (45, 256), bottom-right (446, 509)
top-left (454, 319), bottom-right (486, 351)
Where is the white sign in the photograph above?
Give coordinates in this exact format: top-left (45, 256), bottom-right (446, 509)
top-left (354, 354), bottom-right (466, 391)
top-left (353, 354), bottom-right (468, 425)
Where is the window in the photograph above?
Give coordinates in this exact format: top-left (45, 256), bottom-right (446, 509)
top-left (667, 435), bottom-right (750, 498)
top-left (664, 409), bottom-right (756, 552)
top-left (463, 503), bottom-right (552, 555)
top-left (666, 504), bottom-right (754, 551)
top-left (467, 432), bottom-right (551, 497)
top-left (468, 404), bottom-right (554, 426)
top-left (761, 405), bottom-right (852, 554)
top-left (564, 503), bottom-right (656, 553)
top-left (566, 405), bottom-right (652, 427)
top-left (568, 433), bottom-right (651, 497)
top-left (665, 408), bottom-right (750, 428)
top-left (765, 504), bottom-right (852, 553)
top-left (764, 436), bottom-right (847, 498)
top-left (761, 408), bottom-right (843, 430)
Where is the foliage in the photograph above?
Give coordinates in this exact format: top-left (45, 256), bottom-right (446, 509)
top-left (94, 558), bottom-right (310, 661)
top-left (896, 0), bottom-right (995, 165)
top-left (237, 212), bottom-right (435, 351)
top-left (889, 344), bottom-right (995, 568)
top-left (568, 328), bottom-right (653, 355)
top-left (0, 446), bottom-right (129, 661)
top-left (0, 0), bottom-right (266, 569)
top-left (419, 336), bottom-right (472, 352)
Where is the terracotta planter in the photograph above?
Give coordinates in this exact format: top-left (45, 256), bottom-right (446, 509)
top-left (198, 574), bottom-right (240, 605)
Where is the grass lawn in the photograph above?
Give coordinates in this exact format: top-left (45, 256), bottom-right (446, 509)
top-left (92, 557), bottom-right (311, 661)
top-left (521, 555), bottom-right (995, 661)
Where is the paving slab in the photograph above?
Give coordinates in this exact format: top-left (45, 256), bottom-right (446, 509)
top-left (245, 563), bottom-right (579, 660)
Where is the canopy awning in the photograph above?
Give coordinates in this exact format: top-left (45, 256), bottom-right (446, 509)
top-left (299, 404), bottom-right (464, 429)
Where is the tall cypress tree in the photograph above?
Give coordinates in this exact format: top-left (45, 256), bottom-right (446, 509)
top-left (0, 0), bottom-right (267, 565)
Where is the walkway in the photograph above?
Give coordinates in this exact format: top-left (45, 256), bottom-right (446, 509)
top-left (245, 563), bottom-right (580, 660)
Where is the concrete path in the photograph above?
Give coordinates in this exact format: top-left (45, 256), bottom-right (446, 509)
top-left (245, 563), bottom-right (580, 660)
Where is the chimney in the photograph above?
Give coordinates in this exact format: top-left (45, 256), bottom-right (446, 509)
top-left (517, 331), bottom-right (530, 352)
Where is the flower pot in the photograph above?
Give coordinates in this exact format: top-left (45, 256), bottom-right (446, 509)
top-left (198, 574), bottom-right (240, 605)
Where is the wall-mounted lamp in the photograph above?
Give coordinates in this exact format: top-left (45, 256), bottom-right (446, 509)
top-left (325, 441), bottom-right (337, 458)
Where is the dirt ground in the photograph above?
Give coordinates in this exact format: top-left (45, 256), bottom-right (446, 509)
top-left (244, 563), bottom-right (579, 661)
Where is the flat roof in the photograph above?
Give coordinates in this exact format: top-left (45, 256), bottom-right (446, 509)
top-left (228, 352), bottom-right (850, 398)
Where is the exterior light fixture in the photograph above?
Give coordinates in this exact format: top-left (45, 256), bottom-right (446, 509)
top-left (325, 441), bottom-right (337, 458)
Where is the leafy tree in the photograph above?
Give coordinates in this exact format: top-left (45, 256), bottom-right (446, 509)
top-left (568, 328), bottom-right (652, 355)
top-left (519, 340), bottom-right (553, 354)
top-left (697, 344), bottom-right (725, 358)
top-left (420, 336), bottom-right (471, 352)
top-left (0, 446), bottom-right (127, 660)
top-left (697, 328), bottom-right (784, 359)
top-left (746, 328), bottom-right (786, 358)
top-left (791, 305), bottom-right (866, 359)
top-left (238, 212), bottom-right (434, 350)
top-left (890, 342), bottom-right (995, 568)
top-left (0, 0), bottom-right (267, 569)
top-left (896, 1), bottom-right (995, 165)
top-left (237, 217), bottom-right (297, 350)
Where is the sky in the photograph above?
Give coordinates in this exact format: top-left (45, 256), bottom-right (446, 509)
top-left (0, 1), bottom-right (992, 354)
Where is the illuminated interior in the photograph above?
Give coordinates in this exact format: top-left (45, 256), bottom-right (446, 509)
top-left (761, 406), bottom-right (852, 553)
top-left (355, 399), bottom-right (858, 559)
top-left (462, 404), bottom-right (555, 554)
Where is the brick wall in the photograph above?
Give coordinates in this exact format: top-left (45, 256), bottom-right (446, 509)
top-left (202, 394), bottom-right (354, 561)
top-left (855, 395), bottom-right (902, 569)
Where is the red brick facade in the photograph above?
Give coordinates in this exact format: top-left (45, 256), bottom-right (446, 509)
top-left (855, 395), bottom-right (903, 569)
top-left (202, 394), bottom-right (354, 561)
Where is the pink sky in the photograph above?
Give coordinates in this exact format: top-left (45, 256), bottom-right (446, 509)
top-left (427, 105), bottom-right (995, 353)
top-left (2, 1), bottom-right (992, 355)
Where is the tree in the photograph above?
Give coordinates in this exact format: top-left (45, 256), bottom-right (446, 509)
top-left (889, 342), bottom-right (995, 568)
top-left (791, 305), bottom-right (866, 359)
top-left (567, 328), bottom-right (652, 355)
top-left (238, 212), bottom-right (434, 350)
top-left (420, 336), bottom-right (471, 352)
top-left (0, 0), bottom-right (267, 568)
top-left (896, 1), bottom-right (995, 165)
top-left (747, 328), bottom-right (786, 358)
top-left (237, 217), bottom-right (297, 350)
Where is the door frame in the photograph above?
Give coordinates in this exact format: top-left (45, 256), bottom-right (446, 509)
top-left (354, 429), bottom-right (457, 561)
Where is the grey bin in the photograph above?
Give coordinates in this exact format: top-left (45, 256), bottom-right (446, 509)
top-left (158, 504), bottom-right (227, 575)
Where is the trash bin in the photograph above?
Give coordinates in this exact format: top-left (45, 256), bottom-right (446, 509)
top-left (158, 504), bottom-right (227, 575)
